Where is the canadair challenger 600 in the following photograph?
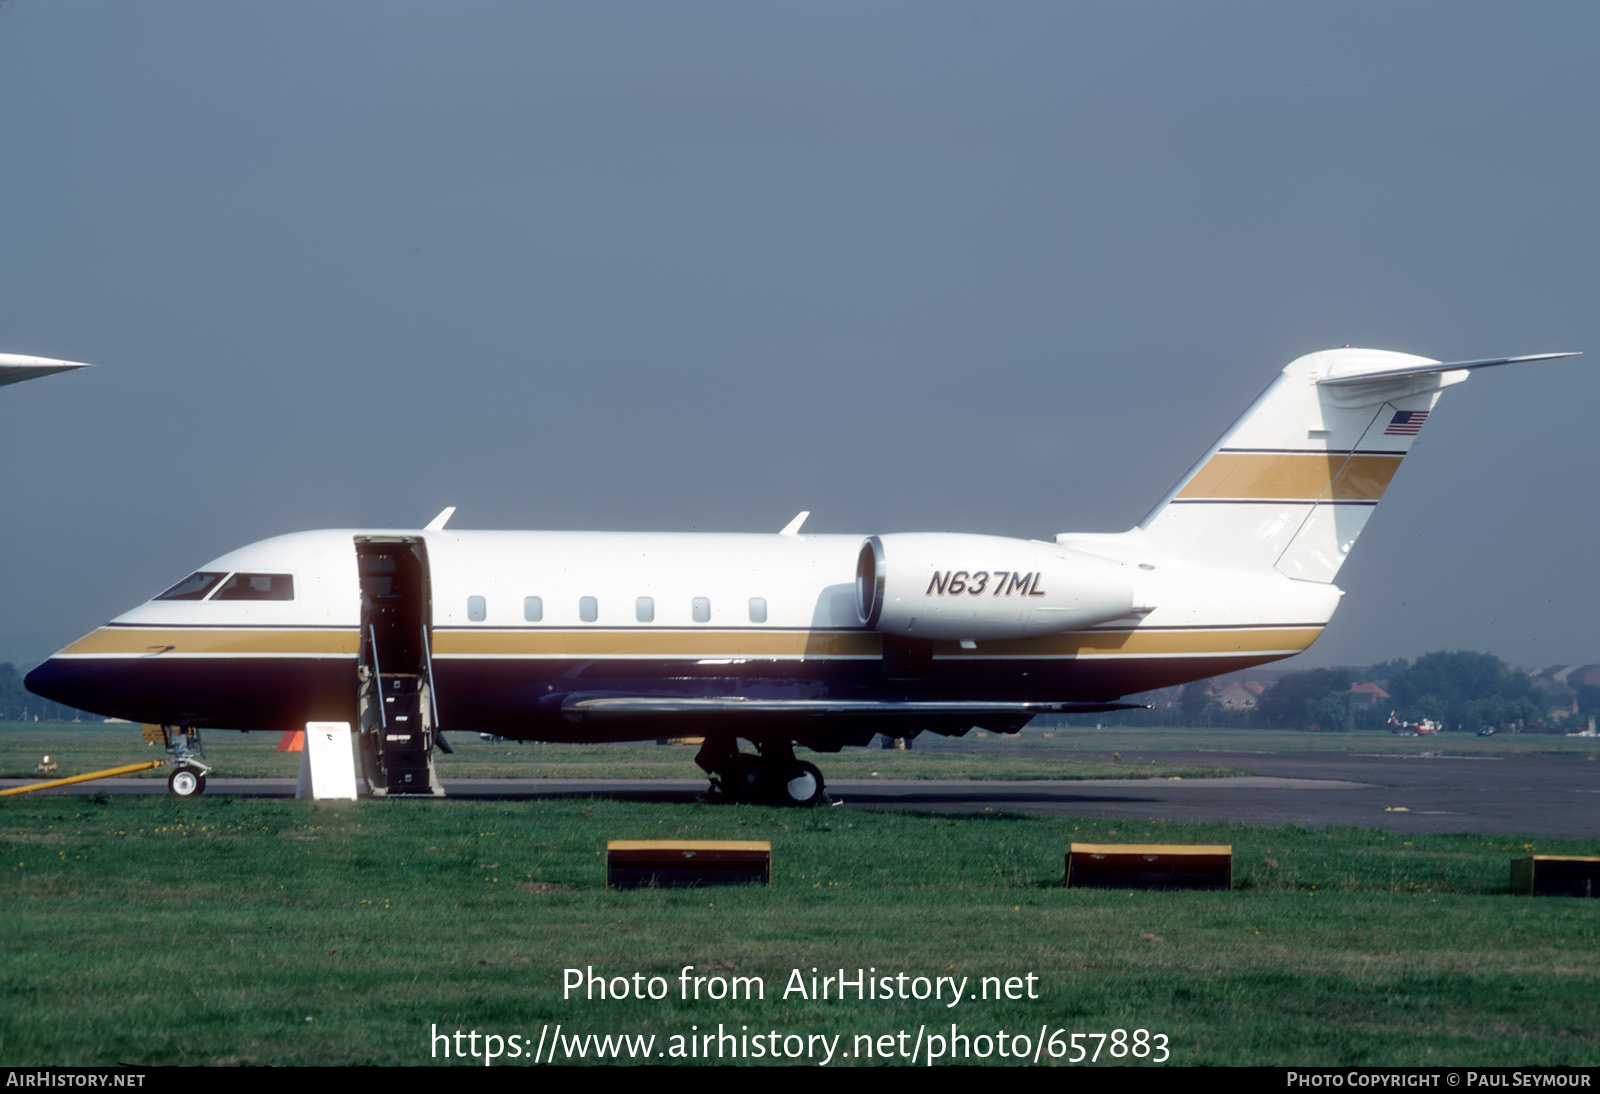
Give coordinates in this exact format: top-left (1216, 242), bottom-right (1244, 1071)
top-left (25, 348), bottom-right (1579, 803)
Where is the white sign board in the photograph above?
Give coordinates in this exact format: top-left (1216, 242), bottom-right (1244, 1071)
top-left (296, 721), bottom-right (360, 801)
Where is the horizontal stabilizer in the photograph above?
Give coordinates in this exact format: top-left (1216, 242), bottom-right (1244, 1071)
top-left (562, 695), bottom-right (1146, 719)
top-left (1317, 351), bottom-right (1579, 387)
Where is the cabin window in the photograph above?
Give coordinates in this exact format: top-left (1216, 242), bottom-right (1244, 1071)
top-left (155, 571), bottom-right (227, 601)
top-left (636, 596), bottom-right (654, 623)
top-left (523, 596), bottom-right (543, 622)
top-left (748, 597), bottom-right (767, 624)
top-left (692, 597), bottom-right (711, 623)
top-left (467, 596), bottom-right (486, 622)
top-left (213, 573), bottom-right (295, 601)
top-left (579, 596), bottom-right (598, 622)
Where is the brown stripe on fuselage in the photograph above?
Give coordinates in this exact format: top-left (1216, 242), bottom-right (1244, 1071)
top-left (56, 623), bottom-right (1322, 661)
top-left (59, 627), bottom-right (361, 656)
top-left (931, 626), bottom-right (1323, 658)
top-left (436, 625), bottom-right (1322, 659)
top-left (1176, 451), bottom-right (1402, 502)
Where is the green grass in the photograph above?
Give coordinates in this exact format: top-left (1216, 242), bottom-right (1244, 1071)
top-left (0, 722), bottom-right (1247, 782)
top-left (2, 794), bottom-right (1596, 1066)
top-left (11, 718), bottom-right (1600, 792)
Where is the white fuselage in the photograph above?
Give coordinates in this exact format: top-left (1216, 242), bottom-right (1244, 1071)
top-left (27, 525), bottom-right (1341, 743)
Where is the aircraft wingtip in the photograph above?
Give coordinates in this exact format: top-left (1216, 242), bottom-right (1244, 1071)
top-left (0, 354), bottom-right (94, 387)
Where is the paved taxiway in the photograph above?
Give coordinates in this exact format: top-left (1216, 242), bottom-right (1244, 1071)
top-left (7, 749), bottom-right (1596, 840)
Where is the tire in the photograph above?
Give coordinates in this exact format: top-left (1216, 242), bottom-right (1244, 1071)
top-left (168, 766), bottom-right (206, 797)
top-left (724, 755), bottom-right (764, 801)
top-left (777, 761), bottom-right (826, 807)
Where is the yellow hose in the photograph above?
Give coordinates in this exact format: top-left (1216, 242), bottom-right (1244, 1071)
top-left (0, 760), bottom-right (169, 796)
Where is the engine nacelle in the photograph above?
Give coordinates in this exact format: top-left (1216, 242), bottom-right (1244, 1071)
top-left (856, 533), bottom-right (1142, 641)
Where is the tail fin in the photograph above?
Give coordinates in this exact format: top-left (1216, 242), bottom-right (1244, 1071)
top-left (1139, 348), bottom-right (1577, 583)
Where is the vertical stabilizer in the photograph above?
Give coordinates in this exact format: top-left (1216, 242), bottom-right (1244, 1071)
top-left (1140, 348), bottom-right (1465, 582)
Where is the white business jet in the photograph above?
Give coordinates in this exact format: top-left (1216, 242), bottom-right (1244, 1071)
top-left (24, 347), bottom-right (1578, 803)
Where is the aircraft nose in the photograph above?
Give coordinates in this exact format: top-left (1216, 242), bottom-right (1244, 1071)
top-left (24, 657), bottom-right (91, 711)
top-left (25, 653), bottom-right (150, 723)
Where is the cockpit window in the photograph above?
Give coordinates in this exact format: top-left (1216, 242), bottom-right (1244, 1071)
top-left (155, 571), bottom-right (227, 601)
top-left (213, 573), bottom-right (295, 601)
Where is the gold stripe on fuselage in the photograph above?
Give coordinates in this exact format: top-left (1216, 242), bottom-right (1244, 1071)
top-left (945, 626), bottom-right (1323, 658)
top-left (59, 627), bottom-right (361, 657)
top-left (1176, 451), bottom-right (1402, 502)
top-left (434, 626), bottom-right (1320, 659)
top-left (53, 624), bottom-right (1321, 660)
top-left (436, 626), bottom-right (1321, 659)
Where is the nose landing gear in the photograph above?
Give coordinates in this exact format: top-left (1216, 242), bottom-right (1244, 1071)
top-left (159, 725), bottom-right (212, 797)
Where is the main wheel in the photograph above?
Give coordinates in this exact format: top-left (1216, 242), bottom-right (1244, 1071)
top-left (168, 766), bottom-right (206, 797)
top-left (776, 761), bottom-right (826, 807)
top-left (707, 754), bottom-right (764, 801)
top-left (723, 755), bottom-right (765, 801)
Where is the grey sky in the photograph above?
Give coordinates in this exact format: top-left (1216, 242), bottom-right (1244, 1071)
top-left (2, 2), bottom-right (1595, 675)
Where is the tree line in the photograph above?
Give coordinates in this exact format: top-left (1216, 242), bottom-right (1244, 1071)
top-left (1204, 651), bottom-right (1571, 732)
top-left (1054, 651), bottom-right (1592, 732)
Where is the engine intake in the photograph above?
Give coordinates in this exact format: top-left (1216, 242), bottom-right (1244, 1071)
top-left (856, 533), bottom-right (1140, 641)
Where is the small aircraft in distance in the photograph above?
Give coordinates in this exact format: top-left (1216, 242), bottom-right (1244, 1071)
top-left (25, 347), bottom-right (1580, 803)
top-left (1388, 710), bottom-right (1442, 735)
top-left (0, 353), bottom-right (91, 388)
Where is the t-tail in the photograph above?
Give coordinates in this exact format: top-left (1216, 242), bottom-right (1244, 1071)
top-left (1138, 348), bottom-right (1579, 582)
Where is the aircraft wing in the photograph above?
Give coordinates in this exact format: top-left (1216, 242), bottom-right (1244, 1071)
top-left (562, 696), bottom-right (1145, 719)
top-left (0, 354), bottom-right (92, 388)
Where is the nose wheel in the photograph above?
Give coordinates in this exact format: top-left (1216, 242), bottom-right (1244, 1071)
top-left (158, 725), bottom-right (213, 797)
top-left (167, 765), bottom-right (207, 797)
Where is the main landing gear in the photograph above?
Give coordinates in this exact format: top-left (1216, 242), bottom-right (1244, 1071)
top-left (159, 725), bottom-right (212, 798)
top-left (695, 737), bottom-right (828, 807)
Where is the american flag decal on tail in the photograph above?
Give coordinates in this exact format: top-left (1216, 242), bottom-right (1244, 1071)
top-left (1384, 410), bottom-right (1430, 436)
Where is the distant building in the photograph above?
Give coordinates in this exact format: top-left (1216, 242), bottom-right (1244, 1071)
top-left (1528, 664), bottom-right (1600, 716)
top-left (1572, 665), bottom-right (1600, 689)
top-left (1211, 680), bottom-right (1266, 711)
top-left (1349, 682), bottom-right (1391, 707)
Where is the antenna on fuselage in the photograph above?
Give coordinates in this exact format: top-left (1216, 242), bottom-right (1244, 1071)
top-left (424, 507), bottom-right (456, 531)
